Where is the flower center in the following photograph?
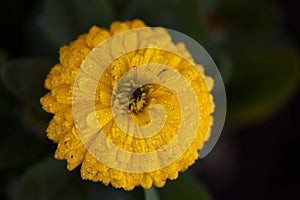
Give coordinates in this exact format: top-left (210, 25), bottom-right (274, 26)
top-left (112, 80), bottom-right (152, 115)
top-left (128, 86), bottom-right (147, 113)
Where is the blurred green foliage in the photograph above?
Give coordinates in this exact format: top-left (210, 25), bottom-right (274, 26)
top-left (0, 0), bottom-right (299, 199)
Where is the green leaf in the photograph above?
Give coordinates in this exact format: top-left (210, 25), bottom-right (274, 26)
top-left (42, 0), bottom-right (116, 47)
top-left (226, 42), bottom-right (300, 125)
top-left (121, 0), bottom-right (208, 43)
top-left (23, 1), bottom-right (59, 57)
top-left (42, 0), bottom-right (82, 46)
top-left (13, 158), bottom-right (86, 200)
top-left (144, 187), bottom-right (160, 200)
top-left (210, 0), bottom-right (300, 127)
top-left (24, 0), bottom-right (116, 56)
top-left (1, 57), bottom-right (55, 102)
top-left (22, 102), bottom-right (51, 135)
top-left (217, 0), bottom-right (281, 36)
top-left (73, 0), bottom-right (116, 30)
top-left (0, 48), bottom-right (10, 66)
top-left (86, 182), bottom-right (144, 200)
top-left (13, 157), bottom-right (144, 200)
top-left (0, 49), bottom-right (14, 117)
top-left (159, 173), bottom-right (212, 200)
top-left (0, 131), bottom-right (45, 170)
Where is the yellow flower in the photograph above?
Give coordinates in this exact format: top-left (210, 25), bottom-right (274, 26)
top-left (40, 19), bottom-right (214, 190)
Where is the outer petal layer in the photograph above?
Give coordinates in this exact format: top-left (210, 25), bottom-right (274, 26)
top-left (40, 20), bottom-right (214, 190)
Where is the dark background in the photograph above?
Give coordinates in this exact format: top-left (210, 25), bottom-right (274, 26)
top-left (198, 0), bottom-right (300, 199)
top-left (199, 1), bottom-right (300, 199)
top-left (0, 0), bottom-right (299, 199)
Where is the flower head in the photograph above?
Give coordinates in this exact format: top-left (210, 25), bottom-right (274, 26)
top-left (40, 19), bottom-right (214, 190)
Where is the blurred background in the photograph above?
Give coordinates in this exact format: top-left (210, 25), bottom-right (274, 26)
top-left (0, 0), bottom-right (299, 199)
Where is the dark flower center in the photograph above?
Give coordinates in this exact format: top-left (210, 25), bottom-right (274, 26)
top-left (128, 86), bottom-right (147, 113)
